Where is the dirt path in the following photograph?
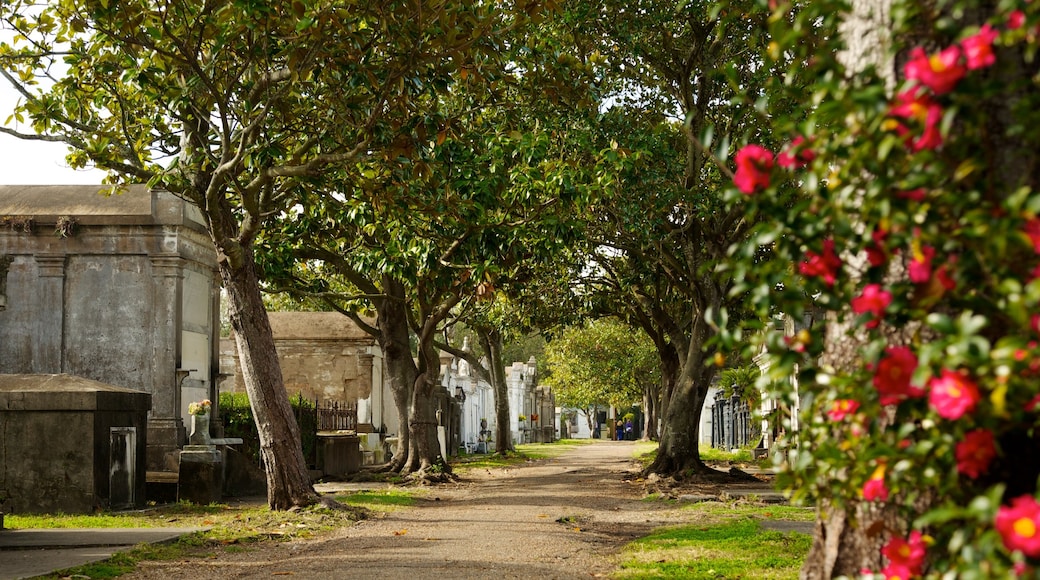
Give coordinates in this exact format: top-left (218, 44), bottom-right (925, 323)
top-left (125, 441), bottom-right (713, 579)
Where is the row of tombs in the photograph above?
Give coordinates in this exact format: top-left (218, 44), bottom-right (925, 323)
top-left (0, 185), bottom-right (553, 515)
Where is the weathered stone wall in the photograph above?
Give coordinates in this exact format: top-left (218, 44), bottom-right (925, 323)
top-left (0, 185), bottom-right (220, 471)
top-left (219, 312), bottom-right (394, 433)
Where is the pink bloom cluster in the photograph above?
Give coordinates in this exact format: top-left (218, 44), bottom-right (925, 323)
top-left (827, 399), bottom-right (860, 421)
top-left (798, 239), bottom-right (842, 285)
top-left (733, 144), bottom-right (774, 194)
top-left (889, 26), bottom-right (1001, 150)
top-left (997, 495), bottom-right (1040, 558)
top-left (873, 346), bottom-right (924, 405)
top-left (955, 429), bottom-right (996, 478)
top-left (863, 463), bottom-right (889, 502)
top-left (928, 369), bottom-right (981, 420)
top-left (732, 135), bottom-right (816, 194)
top-left (880, 531), bottom-right (928, 579)
top-left (851, 283), bottom-right (892, 328)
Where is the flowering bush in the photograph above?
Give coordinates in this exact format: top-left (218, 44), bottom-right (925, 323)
top-left (188, 399), bottom-right (211, 416)
top-left (722, 0), bottom-right (1040, 576)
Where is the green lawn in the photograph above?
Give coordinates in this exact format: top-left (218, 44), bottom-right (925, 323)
top-left (614, 503), bottom-right (814, 579)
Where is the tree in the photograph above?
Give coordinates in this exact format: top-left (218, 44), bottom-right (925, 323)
top-left (0, 0), bottom-right (504, 508)
top-left (555, 0), bottom-right (800, 476)
top-left (730, 0), bottom-right (1040, 575)
top-left (542, 318), bottom-right (657, 434)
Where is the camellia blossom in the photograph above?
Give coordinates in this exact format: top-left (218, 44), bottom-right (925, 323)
top-left (866, 228), bottom-right (891, 267)
top-left (1010, 10), bottom-right (1026, 30)
top-left (956, 429), bottom-right (996, 478)
top-left (880, 563), bottom-right (913, 580)
top-left (733, 144), bottom-right (774, 194)
top-left (874, 346), bottom-right (924, 405)
top-left (962, 24), bottom-right (1000, 70)
top-left (889, 89), bottom-right (944, 151)
top-left (1024, 218), bottom-right (1040, 253)
top-left (909, 244), bottom-right (936, 284)
top-left (798, 239), bottom-right (842, 285)
top-left (882, 531), bottom-right (927, 576)
top-left (928, 369), bottom-right (981, 420)
top-left (851, 283), bottom-right (892, 328)
top-left (996, 495), bottom-right (1040, 557)
top-left (898, 188), bottom-right (928, 201)
top-left (777, 135), bottom-right (816, 169)
top-left (903, 45), bottom-right (966, 95)
top-left (827, 399), bottom-right (860, 421)
top-left (863, 464), bottom-right (889, 502)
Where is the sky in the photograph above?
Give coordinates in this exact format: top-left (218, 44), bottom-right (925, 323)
top-left (0, 82), bottom-right (108, 185)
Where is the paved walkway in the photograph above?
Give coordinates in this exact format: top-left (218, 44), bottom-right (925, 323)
top-left (0, 527), bottom-right (207, 580)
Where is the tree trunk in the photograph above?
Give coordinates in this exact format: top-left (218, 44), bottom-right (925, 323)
top-left (641, 384), bottom-right (657, 441)
top-left (646, 359), bottom-right (715, 475)
top-left (477, 327), bottom-right (514, 454)
top-left (219, 244), bottom-right (317, 510)
top-left (408, 372), bottom-right (444, 472)
top-left (406, 316), bottom-right (453, 477)
top-left (375, 277), bottom-right (415, 470)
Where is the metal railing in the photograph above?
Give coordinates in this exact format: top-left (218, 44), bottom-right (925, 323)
top-left (710, 393), bottom-right (753, 449)
top-left (316, 400), bottom-right (358, 432)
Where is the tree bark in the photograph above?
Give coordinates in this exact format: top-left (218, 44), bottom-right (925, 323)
top-left (646, 314), bottom-right (718, 476)
top-left (219, 242), bottom-right (317, 510)
top-left (374, 277), bottom-right (416, 471)
top-left (477, 327), bottom-right (515, 454)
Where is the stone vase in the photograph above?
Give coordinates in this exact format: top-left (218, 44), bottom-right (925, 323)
top-left (189, 412), bottom-right (211, 445)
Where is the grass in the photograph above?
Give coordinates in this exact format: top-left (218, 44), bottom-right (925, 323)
top-left (634, 444), bottom-right (768, 471)
top-left (614, 502), bottom-right (814, 580)
top-left (7, 498), bottom-right (369, 579)
top-left (334, 489), bottom-right (419, 511)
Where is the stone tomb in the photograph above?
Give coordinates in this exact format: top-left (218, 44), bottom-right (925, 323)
top-left (0, 185), bottom-right (221, 473)
top-left (0, 374), bottom-right (151, 514)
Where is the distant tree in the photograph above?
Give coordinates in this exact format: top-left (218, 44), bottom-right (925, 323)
top-left (542, 319), bottom-right (658, 435)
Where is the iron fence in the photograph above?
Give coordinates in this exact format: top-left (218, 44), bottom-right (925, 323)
top-left (316, 400), bottom-right (358, 431)
top-left (710, 393), bottom-right (753, 449)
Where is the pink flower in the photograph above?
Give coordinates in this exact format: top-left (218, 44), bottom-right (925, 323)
top-left (903, 45), bottom-right (966, 94)
top-left (1025, 218), bottom-right (1040, 253)
top-left (881, 563), bottom-right (913, 580)
top-left (882, 531), bottom-right (927, 576)
top-left (898, 188), bottom-right (928, 202)
top-left (962, 24), bottom-right (999, 70)
top-left (1027, 393), bottom-right (1040, 412)
top-left (889, 89), bottom-right (945, 151)
top-left (777, 135), bottom-right (816, 169)
top-left (928, 369), bottom-right (981, 420)
top-left (909, 244), bottom-right (935, 283)
top-left (863, 464), bottom-right (889, 502)
top-left (798, 239), bottom-right (842, 285)
top-left (1010, 10), bottom-right (1026, 30)
top-left (867, 228), bottom-right (891, 267)
top-left (996, 495), bottom-right (1040, 557)
top-left (827, 399), bottom-right (860, 421)
top-left (852, 284), bottom-right (892, 328)
top-left (873, 346), bottom-right (924, 405)
top-left (733, 144), bottom-right (774, 194)
top-left (935, 264), bottom-right (956, 291)
top-left (956, 429), bottom-right (996, 478)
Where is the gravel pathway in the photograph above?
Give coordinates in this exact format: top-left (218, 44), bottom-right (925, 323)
top-left (125, 441), bottom-right (711, 579)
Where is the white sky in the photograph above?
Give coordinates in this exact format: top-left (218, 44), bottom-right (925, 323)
top-left (0, 81), bottom-right (108, 185)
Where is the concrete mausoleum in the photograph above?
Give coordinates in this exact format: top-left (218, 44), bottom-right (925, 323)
top-left (0, 373), bottom-right (151, 513)
top-left (0, 185), bottom-right (221, 474)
